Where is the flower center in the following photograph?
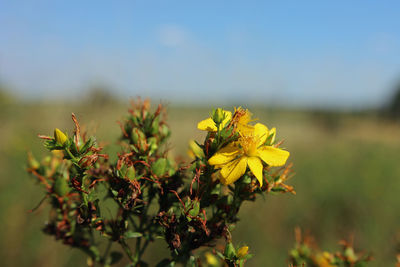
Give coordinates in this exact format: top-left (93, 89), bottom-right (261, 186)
top-left (240, 136), bottom-right (259, 157)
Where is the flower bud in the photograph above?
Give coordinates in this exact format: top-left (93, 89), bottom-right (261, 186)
top-left (126, 166), bottom-right (136, 180)
top-left (224, 242), bottom-right (236, 259)
top-left (27, 152), bottom-right (40, 169)
top-left (54, 176), bottom-right (69, 196)
top-left (188, 140), bottom-right (205, 159)
top-left (212, 108), bottom-right (225, 125)
top-left (151, 158), bottom-right (167, 177)
top-left (344, 247), bottom-right (357, 262)
top-left (148, 137), bottom-right (158, 153)
top-left (54, 128), bottom-right (68, 145)
top-left (237, 246), bottom-right (249, 259)
top-left (150, 117), bottom-right (159, 135)
top-left (131, 128), bottom-right (145, 145)
top-left (160, 124), bottom-right (170, 138)
top-left (188, 200), bottom-right (200, 217)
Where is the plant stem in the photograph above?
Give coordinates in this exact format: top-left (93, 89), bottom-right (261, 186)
top-left (134, 237), bottom-right (141, 264)
top-left (102, 240), bottom-right (112, 264)
top-left (120, 240), bottom-right (135, 263)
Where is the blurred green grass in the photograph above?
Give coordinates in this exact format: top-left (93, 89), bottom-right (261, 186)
top-left (1, 100), bottom-right (399, 266)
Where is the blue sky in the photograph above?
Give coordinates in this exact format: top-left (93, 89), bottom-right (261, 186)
top-left (1, 1), bottom-right (400, 107)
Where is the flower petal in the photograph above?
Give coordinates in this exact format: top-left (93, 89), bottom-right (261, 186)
top-left (197, 118), bottom-right (217, 131)
top-left (254, 123), bottom-right (269, 146)
top-left (258, 146), bottom-right (289, 167)
top-left (247, 156), bottom-right (264, 186)
top-left (220, 111), bottom-right (232, 129)
top-left (219, 157), bottom-right (247, 185)
top-left (269, 127), bottom-right (276, 144)
top-left (208, 143), bottom-right (240, 166)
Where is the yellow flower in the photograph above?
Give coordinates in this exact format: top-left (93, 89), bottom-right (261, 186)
top-left (208, 123), bottom-right (289, 186)
top-left (233, 107), bottom-right (255, 135)
top-left (197, 109), bottom-right (232, 132)
top-left (204, 252), bottom-right (219, 266)
top-left (313, 252), bottom-right (335, 267)
top-left (237, 246), bottom-right (249, 258)
top-left (54, 128), bottom-right (68, 145)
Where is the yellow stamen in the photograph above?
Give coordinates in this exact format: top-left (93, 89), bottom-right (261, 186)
top-left (240, 135), bottom-right (258, 157)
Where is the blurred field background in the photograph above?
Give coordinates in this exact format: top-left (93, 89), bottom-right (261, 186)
top-left (2, 1), bottom-right (400, 266)
top-left (1, 89), bottom-right (400, 266)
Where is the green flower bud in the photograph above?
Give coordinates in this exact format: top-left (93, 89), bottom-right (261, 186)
top-left (150, 117), bottom-right (159, 135)
top-left (126, 166), bottom-right (136, 180)
top-left (224, 242), bottom-right (236, 259)
top-left (300, 244), bottom-right (311, 257)
top-left (160, 124), bottom-right (170, 138)
top-left (188, 200), bottom-right (200, 217)
top-left (148, 137), bottom-right (158, 153)
top-left (54, 175), bottom-right (70, 196)
top-left (131, 128), bottom-right (145, 145)
top-left (289, 249), bottom-right (300, 260)
top-left (212, 108), bottom-right (225, 125)
top-left (167, 159), bottom-right (177, 176)
top-left (27, 152), bottom-right (40, 169)
top-left (54, 128), bottom-right (68, 145)
top-left (344, 247), bottom-right (357, 262)
top-left (242, 175), bottom-right (252, 184)
top-left (151, 158), bottom-right (167, 177)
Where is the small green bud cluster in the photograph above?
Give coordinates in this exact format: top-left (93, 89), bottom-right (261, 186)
top-left (212, 108), bottom-right (225, 125)
top-left (28, 114), bottom-right (108, 255)
top-left (123, 99), bottom-right (170, 156)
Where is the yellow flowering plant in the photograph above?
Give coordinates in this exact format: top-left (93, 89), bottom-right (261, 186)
top-left (198, 106), bottom-right (290, 188)
top-left (27, 100), bottom-right (298, 267)
top-left (208, 122), bottom-right (289, 186)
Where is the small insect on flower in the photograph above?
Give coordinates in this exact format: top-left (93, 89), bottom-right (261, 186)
top-left (208, 123), bottom-right (289, 186)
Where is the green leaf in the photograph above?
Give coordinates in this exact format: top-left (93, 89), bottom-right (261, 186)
top-left (216, 251), bottom-right (225, 259)
top-left (123, 231), bottom-right (143, 239)
top-left (80, 137), bottom-right (95, 153)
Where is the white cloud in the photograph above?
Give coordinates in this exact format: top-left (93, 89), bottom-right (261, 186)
top-left (158, 24), bottom-right (186, 47)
